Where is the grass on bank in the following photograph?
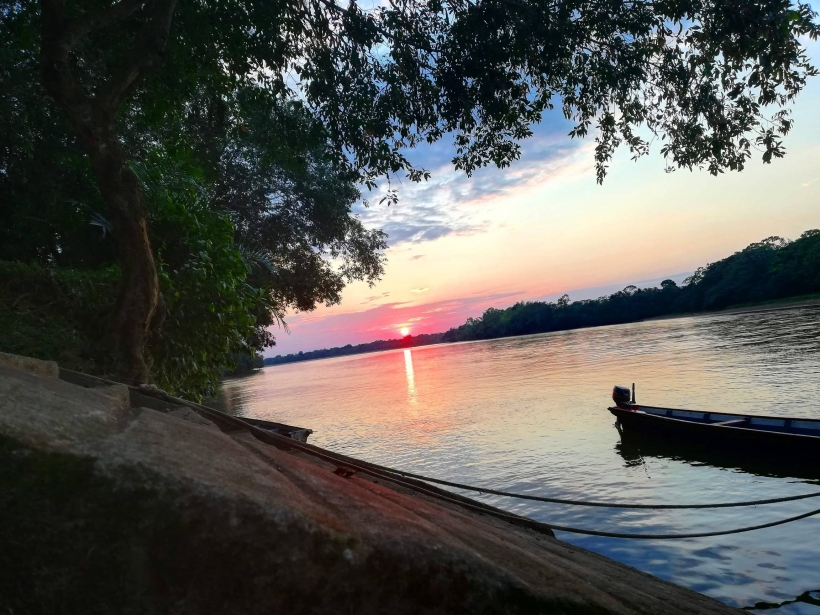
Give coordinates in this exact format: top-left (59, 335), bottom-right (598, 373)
top-left (0, 261), bottom-right (118, 376)
top-left (0, 261), bottom-right (261, 398)
top-left (721, 293), bottom-right (820, 312)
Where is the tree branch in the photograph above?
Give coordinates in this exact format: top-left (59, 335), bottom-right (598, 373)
top-left (312, 0), bottom-right (438, 54)
top-left (39, 0), bottom-right (94, 128)
top-left (65, 0), bottom-right (149, 47)
top-left (97, 0), bottom-right (178, 111)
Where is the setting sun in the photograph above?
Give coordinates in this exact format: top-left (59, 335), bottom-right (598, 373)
top-left (400, 327), bottom-right (410, 336)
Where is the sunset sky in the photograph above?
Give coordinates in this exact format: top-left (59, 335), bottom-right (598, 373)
top-left (267, 39), bottom-right (820, 357)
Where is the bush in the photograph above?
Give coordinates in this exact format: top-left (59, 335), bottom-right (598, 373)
top-left (0, 261), bottom-right (119, 375)
top-left (0, 248), bottom-right (265, 400)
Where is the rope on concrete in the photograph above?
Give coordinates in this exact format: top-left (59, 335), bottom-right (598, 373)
top-left (360, 472), bottom-right (820, 539)
top-left (62, 370), bottom-right (820, 540)
top-left (543, 506), bottom-right (820, 539)
top-left (374, 467), bottom-right (820, 509)
top-left (150, 388), bottom-right (820, 538)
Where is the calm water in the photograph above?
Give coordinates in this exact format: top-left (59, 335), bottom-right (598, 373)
top-left (219, 305), bottom-right (820, 613)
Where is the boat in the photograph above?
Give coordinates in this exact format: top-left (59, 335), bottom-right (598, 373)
top-left (608, 384), bottom-right (820, 463)
top-left (239, 417), bottom-right (313, 443)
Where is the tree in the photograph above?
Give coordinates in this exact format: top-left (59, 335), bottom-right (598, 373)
top-left (0, 4), bottom-right (109, 267)
top-left (38, 0), bottom-right (179, 382)
top-left (441, 230), bottom-right (820, 343)
top-left (2, 4), bottom-right (389, 394)
top-left (31, 0), bottom-right (818, 382)
top-left (160, 88), bottom-right (389, 323)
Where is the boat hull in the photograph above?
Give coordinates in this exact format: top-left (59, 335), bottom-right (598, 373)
top-left (240, 417), bottom-right (313, 443)
top-left (610, 406), bottom-right (820, 465)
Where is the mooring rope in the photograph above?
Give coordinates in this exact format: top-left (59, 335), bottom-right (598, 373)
top-left (373, 467), bottom-right (820, 509)
top-left (325, 454), bottom-right (820, 539)
top-left (346, 469), bottom-right (820, 539)
top-left (58, 369), bottom-right (820, 540)
top-left (164, 400), bottom-right (820, 537)
top-left (544, 507), bottom-right (820, 540)
top-left (146, 386), bottom-right (820, 538)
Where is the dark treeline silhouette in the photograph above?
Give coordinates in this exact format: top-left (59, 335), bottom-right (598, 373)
top-left (264, 333), bottom-right (445, 366)
top-left (442, 231), bottom-right (820, 343)
top-left (225, 353), bottom-right (265, 375)
top-left (265, 231), bottom-right (820, 365)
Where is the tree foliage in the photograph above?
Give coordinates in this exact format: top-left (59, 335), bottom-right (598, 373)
top-left (1, 0), bottom-right (818, 388)
top-left (289, 0), bottom-right (819, 184)
top-left (164, 88), bottom-right (389, 318)
top-left (132, 152), bottom-right (275, 398)
top-left (0, 2), bottom-right (388, 394)
top-left (0, 261), bottom-right (119, 372)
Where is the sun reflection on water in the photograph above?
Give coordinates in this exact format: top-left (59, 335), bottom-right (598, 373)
top-left (404, 349), bottom-right (418, 405)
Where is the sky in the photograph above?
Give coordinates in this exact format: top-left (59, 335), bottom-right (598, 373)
top-left (266, 38), bottom-right (820, 357)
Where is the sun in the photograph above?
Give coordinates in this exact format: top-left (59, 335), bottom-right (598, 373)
top-left (400, 327), bottom-right (411, 336)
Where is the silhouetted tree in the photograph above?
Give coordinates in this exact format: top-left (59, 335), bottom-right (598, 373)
top-left (28, 0), bottom-right (819, 381)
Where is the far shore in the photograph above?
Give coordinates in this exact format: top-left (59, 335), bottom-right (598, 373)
top-left (645, 295), bottom-right (820, 322)
top-left (263, 294), bottom-right (820, 368)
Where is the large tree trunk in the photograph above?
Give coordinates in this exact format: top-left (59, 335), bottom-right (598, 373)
top-left (39, 0), bottom-right (177, 383)
top-left (51, 103), bottom-right (161, 383)
top-left (86, 125), bottom-right (160, 383)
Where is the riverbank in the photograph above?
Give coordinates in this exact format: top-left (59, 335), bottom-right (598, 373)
top-left (645, 294), bottom-right (820, 322)
top-left (1, 352), bottom-right (740, 614)
top-left (262, 293), bottom-right (820, 370)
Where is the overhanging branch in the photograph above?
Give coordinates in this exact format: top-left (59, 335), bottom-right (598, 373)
top-left (65, 0), bottom-right (149, 47)
top-left (97, 0), bottom-right (178, 111)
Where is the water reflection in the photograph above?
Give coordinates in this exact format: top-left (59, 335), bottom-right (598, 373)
top-left (404, 349), bottom-right (418, 405)
top-left (218, 304), bottom-right (820, 611)
top-left (747, 589), bottom-right (820, 612)
top-left (615, 426), bottom-right (820, 482)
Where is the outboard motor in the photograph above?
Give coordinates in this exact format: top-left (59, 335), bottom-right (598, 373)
top-left (612, 385), bottom-right (634, 408)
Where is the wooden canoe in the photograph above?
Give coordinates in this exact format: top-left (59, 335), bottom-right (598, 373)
top-left (239, 417), bottom-right (313, 443)
top-left (609, 402), bottom-right (820, 463)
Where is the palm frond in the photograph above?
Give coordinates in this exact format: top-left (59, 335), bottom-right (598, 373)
top-left (88, 212), bottom-right (113, 237)
top-left (238, 245), bottom-right (276, 274)
top-left (130, 152), bottom-right (204, 206)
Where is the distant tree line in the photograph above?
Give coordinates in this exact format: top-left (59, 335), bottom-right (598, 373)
top-left (264, 334), bottom-right (445, 366)
top-left (261, 230), bottom-right (820, 366)
top-left (225, 353), bottom-right (265, 375)
top-left (442, 231), bottom-right (820, 343)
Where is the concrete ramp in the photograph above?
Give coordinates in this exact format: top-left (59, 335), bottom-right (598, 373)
top-left (0, 356), bottom-right (739, 614)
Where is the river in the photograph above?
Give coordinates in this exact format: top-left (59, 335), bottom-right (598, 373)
top-left (218, 305), bottom-right (820, 613)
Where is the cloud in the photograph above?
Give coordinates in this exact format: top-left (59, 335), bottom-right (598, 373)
top-left (266, 290), bottom-right (526, 355)
top-left (361, 292), bottom-right (391, 304)
top-left (801, 177), bottom-right (819, 187)
top-left (409, 254), bottom-right (426, 261)
top-left (410, 287), bottom-right (430, 294)
top-left (358, 197), bottom-right (489, 245)
top-left (355, 120), bottom-right (593, 247)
